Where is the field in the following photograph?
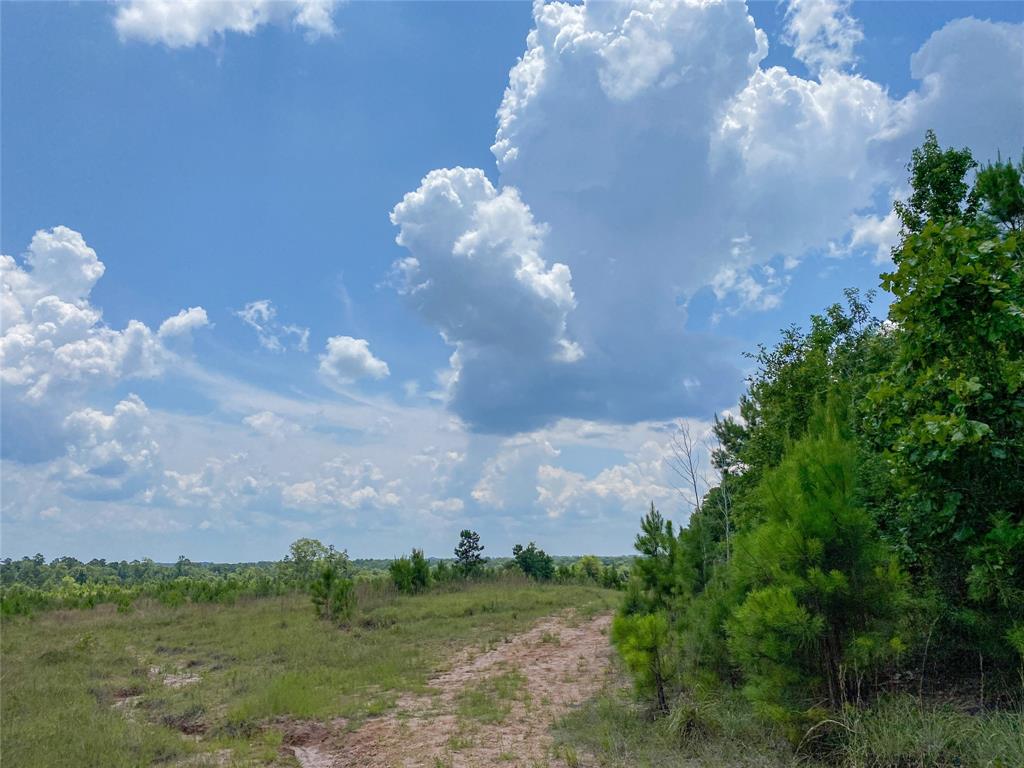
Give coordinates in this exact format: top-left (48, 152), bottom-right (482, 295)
top-left (1, 579), bottom-right (618, 768)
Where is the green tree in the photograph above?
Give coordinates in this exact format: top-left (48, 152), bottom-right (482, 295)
top-left (389, 556), bottom-right (414, 593)
top-left (410, 548), bottom-right (431, 592)
top-left (866, 134), bottom-right (1024, 660)
top-left (512, 542), bottom-right (554, 580)
top-left (309, 558), bottom-right (355, 624)
top-left (893, 129), bottom-right (977, 236)
top-left (454, 530), bottom-right (487, 575)
top-left (726, 406), bottom-right (905, 731)
top-left (611, 611), bottom-right (672, 712)
top-left (575, 555), bottom-right (602, 581)
top-left (974, 155), bottom-right (1024, 233)
top-left (286, 538), bottom-right (331, 586)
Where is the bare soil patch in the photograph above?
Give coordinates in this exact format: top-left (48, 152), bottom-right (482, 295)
top-left (289, 611), bottom-right (613, 768)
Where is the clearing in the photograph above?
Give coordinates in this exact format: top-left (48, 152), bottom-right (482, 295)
top-left (1, 581), bottom-right (618, 768)
top-left (287, 611), bottom-right (613, 767)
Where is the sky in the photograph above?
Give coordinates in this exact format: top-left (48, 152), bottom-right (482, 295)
top-left (2, 0), bottom-right (1022, 562)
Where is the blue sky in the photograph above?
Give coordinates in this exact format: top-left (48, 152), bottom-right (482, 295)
top-left (2, 0), bottom-right (1022, 562)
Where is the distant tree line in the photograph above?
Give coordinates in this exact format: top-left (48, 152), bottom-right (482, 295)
top-left (1, 529), bottom-right (628, 617)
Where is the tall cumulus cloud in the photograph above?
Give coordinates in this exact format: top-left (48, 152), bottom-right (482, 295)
top-left (390, 0), bottom-right (1024, 434)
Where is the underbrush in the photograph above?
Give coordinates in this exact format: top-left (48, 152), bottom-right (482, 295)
top-left (555, 678), bottom-right (792, 768)
top-left (1, 580), bottom-right (616, 768)
top-left (836, 695), bottom-right (1023, 768)
top-left (556, 674), bottom-right (1024, 768)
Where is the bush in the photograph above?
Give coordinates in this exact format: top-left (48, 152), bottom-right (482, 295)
top-left (611, 611), bottom-right (673, 712)
top-left (310, 560), bottom-right (355, 624)
top-left (390, 548), bottom-right (431, 594)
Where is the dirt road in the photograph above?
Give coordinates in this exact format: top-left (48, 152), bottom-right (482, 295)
top-left (286, 611), bottom-right (613, 768)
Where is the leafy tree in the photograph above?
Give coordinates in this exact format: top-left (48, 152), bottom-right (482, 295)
top-left (512, 542), bottom-right (554, 581)
top-left (286, 538), bottom-right (331, 586)
top-left (711, 289), bottom-right (881, 528)
top-left (410, 548), bottom-right (431, 592)
top-left (575, 555), bottom-right (603, 581)
top-left (974, 155), bottom-right (1024, 233)
top-left (454, 530), bottom-right (487, 575)
top-left (893, 129), bottom-right (977, 236)
top-left (866, 133), bottom-right (1024, 660)
top-left (389, 556), bottom-right (413, 593)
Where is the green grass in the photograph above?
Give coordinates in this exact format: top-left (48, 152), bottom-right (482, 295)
top-left (839, 695), bottom-right (1024, 768)
top-left (1, 580), bottom-right (616, 768)
top-left (456, 668), bottom-right (528, 724)
top-left (554, 669), bottom-right (1023, 768)
top-left (554, 678), bottom-right (792, 768)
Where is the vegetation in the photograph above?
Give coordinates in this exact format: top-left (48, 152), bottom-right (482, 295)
top-left (454, 529), bottom-right (488, 574)
top-left (1, 577), bottom-right (616, 768)
top-left (512, 542), bottom-right (556, 581)
top-left (606, 132), bottom-right (1024, 764)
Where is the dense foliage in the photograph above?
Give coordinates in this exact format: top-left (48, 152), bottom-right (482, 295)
top-left (614, 132), bottom-right (1024, 749)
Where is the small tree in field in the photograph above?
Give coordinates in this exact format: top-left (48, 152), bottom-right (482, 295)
top-left (390, 548), bottom-right (431, 594)
top-left (310, 558), bottom-right (355, 625)
top-left (512, 542), bottom-right (554, 581)
top-left (454, 530), bottom-right (487, 575)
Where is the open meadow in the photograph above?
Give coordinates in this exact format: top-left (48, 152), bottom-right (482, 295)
top-left (1, 579), bottom-right (617, 767)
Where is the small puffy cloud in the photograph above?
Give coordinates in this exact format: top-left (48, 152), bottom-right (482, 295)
top-left (782, 0), bottom-right (863, 76)
top-left (849, 210), bottom-right (901, 264)
top-left (158, 307), bottom-right (209, 338)
top-left (243, 410), bottom-right (300, 439)
top-left (59, 394), bottom-right (161, 501)
top-left (234, 299), bottom-right (309, 353)
top-left (281, 457), bottom-right (401, 511)
top-left (318, 336), bottom-right (390, 385)
top-left (1, 227), bottom-right (203, 406)
top-left (429, 497), bottom-right (465, 516)
top-left (113, 0), bottom-right (339, 48)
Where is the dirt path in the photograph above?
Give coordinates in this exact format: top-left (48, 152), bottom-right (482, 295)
top-left (286, 611), bottom-right (613, 768)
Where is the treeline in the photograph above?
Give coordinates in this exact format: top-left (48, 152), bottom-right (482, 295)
top-left (614, 131), bottom-right (1023, 754)
top-left (306, 530), bottom-right (627, 625)
top-left (0, 530), bottom-right (627, 617)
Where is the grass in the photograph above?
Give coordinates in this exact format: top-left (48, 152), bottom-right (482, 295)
top-left (1, 579), bottom-right (617, 768)
top-left (456, 668), bottom-right (528, 724)
top-left (554, 676), bottom-right (792, 768)
top-left (838, 695), bottom-right (1024, 768)
top-left (554, 664), bottom-right (1024, 768)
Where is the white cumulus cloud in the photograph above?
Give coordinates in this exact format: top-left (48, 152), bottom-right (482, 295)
top-left (782, 0), bottom-right (863, 76)
top-left (391, 0), bottom-right (1023, 434)
top-left (318, 336), bottom-right (390, 385)
top-left (113, 0), bottom-right (340, 48)
top-left (158, 306), bottom-right (209, 338)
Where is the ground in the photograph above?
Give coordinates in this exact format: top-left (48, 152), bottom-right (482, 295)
top-left (0, 581), bottom-right (618, 768)
top-left (284, 612), bottom-right (613, 767)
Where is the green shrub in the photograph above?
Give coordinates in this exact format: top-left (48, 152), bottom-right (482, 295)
top-left (310, 561), bottom-right (355, 624)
